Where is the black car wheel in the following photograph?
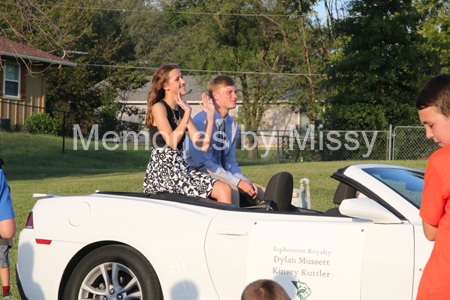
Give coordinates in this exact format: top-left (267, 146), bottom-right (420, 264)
top-left (64, 244), bottom-right (162, 300)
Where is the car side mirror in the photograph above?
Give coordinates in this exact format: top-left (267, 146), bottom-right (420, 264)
top-left (339, 198), bottom-right (402, 224)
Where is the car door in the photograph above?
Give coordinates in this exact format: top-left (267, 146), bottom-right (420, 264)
top-left (204, 210), bottom-right (256, 300)
top-left (245, 213), bottom-right (370, 300)
top-left (358, 221), bottom-right (414, 300)
top-left (205, 210), bottom-right (368, 300)
top-left (335, 166), bottom-right (421, 299)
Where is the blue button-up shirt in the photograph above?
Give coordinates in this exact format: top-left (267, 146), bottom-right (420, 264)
top-left (184, 110), bottom-right (248, 186)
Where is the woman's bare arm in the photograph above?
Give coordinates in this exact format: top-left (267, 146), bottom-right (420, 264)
top-left (152, 102), bottom-right (190, 149)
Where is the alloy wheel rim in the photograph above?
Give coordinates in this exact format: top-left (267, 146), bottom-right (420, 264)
top-left (78, 262), bottom-right (142, 300)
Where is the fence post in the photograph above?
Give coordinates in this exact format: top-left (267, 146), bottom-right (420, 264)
top-left (62, 112), bottom-right (66, 153)
top-left (281, 135), bottom-right (285, 164)
top-left (388, 124), bottom-right (392, 161)
top-left (277, 130), bottom-right (280, 164)
top-left (392, 125), bottom-right (396, 161)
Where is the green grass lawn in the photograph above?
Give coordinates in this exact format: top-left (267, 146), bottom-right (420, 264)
top-left (0, 131), bottom-right (429, 298)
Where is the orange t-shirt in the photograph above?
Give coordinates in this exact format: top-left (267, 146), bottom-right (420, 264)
top-left (417, 146), bottom-right (450, 300)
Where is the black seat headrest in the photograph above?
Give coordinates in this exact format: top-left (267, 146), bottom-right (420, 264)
top-left (333, 183), bottom-right (356, 205)
top-left (264, 172), bottom-right (293, 212)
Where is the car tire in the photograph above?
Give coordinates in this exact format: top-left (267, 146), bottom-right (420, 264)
top-left (63, 244), bottom-right (162, 300)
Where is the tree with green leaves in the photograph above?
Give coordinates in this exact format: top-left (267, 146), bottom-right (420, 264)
top-left (80, 62), bottom-right (149, 136)
top-left (1, 0), bottom-right (151, 136)
top-left (134, 0), bottom-right (322, 156)
top-left (43, 0), bottom-right (140, 115)
top-left (1, 0), bottom-right (141, 112)
top-left (0, 0), bottom-right (87, 55)
top-left (105, 64), bottom-right (149, 122)
top-left (415, 0), bottom-right (450, 73)
top-left (278, 0), bottom-right (332, 126)
top-left (323, 0), bottom-right (439, 130)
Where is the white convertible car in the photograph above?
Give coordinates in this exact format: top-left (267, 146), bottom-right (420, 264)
top-left (16, 164), bottom-right (432, 300)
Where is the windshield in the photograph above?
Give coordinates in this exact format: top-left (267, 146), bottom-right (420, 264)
top-left (363, 168), bottom-right (424, 208)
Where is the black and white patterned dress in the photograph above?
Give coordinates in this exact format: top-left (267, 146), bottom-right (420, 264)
top-left (143, 100), bottom-right (217, 198)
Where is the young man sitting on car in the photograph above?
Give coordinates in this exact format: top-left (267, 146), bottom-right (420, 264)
top-left (184, 75), bottom-right (265, 207)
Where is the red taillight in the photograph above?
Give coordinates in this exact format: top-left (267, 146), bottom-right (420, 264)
top-left (25, 212), bottom-right (34, 229)
top-left (35, 239), bottom-right (52, 245)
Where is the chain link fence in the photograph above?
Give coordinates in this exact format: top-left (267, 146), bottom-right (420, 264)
top-left (0, 101), bottom-right (436, 165)
top-left (392, 126), bottom-right (439, 160)
top-left (237, 129), bottom-right (390, 163)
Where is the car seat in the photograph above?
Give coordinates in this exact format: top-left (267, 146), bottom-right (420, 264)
top-left (326, 182), bottom-right (357, 215)
top-left (264, 172), bottom-right (293, 212)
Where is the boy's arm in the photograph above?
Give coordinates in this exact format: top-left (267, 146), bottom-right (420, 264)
top-left (0, 218), bottom-right (15, 239)
top-left (422, 220), bottom-right (438, 241)
top-left (225, 121), bottom-right (249, 182)
top-left (225, 123), bottom-right (257, 198)
top-left (420, 159), bottom-right (445, 242)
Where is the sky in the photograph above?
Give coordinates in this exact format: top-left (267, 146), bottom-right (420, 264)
top-left (313, 0), bottom-right (345, 23)
top-left (314, 1), bottom-right (327, 21)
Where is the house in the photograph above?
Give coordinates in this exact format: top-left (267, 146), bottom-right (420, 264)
top-left (0, 37), bottom-right (76, 129)
top-left (118, 75), bottom-right (310, 131)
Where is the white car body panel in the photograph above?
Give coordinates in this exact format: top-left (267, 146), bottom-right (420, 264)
top-left (18, 230), bottom-right (86, 300)
top-left (245, 215), bottom-right (367, 300)
top-left (16, 164), bottom-right (434, 300)
top-left (339, 198), bottom-right (403, 224)
top-left (205, 211), bottom-right (254, 299)
top-left (20, 195), bottom-right (223, 300)
top-left (359, 222), bottom-right (414, 300)
top-left (206, 209), bottom-right (371, 300)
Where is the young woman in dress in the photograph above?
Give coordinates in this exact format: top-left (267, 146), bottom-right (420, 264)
top-left (143, 64), bottom-right (232, 204)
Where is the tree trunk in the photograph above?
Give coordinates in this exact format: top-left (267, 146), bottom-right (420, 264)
top-left (246, 135), bottom-right (259, 159)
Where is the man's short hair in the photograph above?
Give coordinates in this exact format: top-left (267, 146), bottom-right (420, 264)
top-left (416, 74), bottom-right (450, 117)
top-left (207, 75), bottom-right (235, 100)
top-left (241, 279), bottom-right (290, 300)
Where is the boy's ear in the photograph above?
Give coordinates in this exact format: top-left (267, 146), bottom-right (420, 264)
top-left (212, 91), bottom-right (218, 102)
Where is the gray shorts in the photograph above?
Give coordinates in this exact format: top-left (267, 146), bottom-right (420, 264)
top-left (0, 245), bottom-right (10, 268)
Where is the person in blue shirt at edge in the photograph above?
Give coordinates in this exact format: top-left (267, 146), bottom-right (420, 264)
top-left (0, 158), bottom-right (15, 299)
top-left (184, 75), bottom-right (265, 207)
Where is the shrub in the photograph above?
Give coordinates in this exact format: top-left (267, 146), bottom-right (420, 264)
top-left (24, 113), bottom-right (61, 135)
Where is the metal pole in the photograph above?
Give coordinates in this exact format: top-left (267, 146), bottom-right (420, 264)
top-left (388, 124), bottom-right (392, 161)
top-left (392, 125), bottom-right (396, 161)
top-left (282, 136), bottom-right (285, 164)
top-left (62, 112), bottom-right (66, 153)
top-left (277, 130), bottom-right (280, 164)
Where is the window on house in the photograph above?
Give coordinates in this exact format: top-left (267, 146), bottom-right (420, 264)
top-left (3, 62), bottom-right (20, 98)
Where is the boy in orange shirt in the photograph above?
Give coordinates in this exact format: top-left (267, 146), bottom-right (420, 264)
top-left (416, 74), bottom-right (450, 299)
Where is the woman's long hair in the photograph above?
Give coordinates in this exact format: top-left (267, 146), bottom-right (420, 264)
top-left (145, 64), bottom-right (179, 128)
